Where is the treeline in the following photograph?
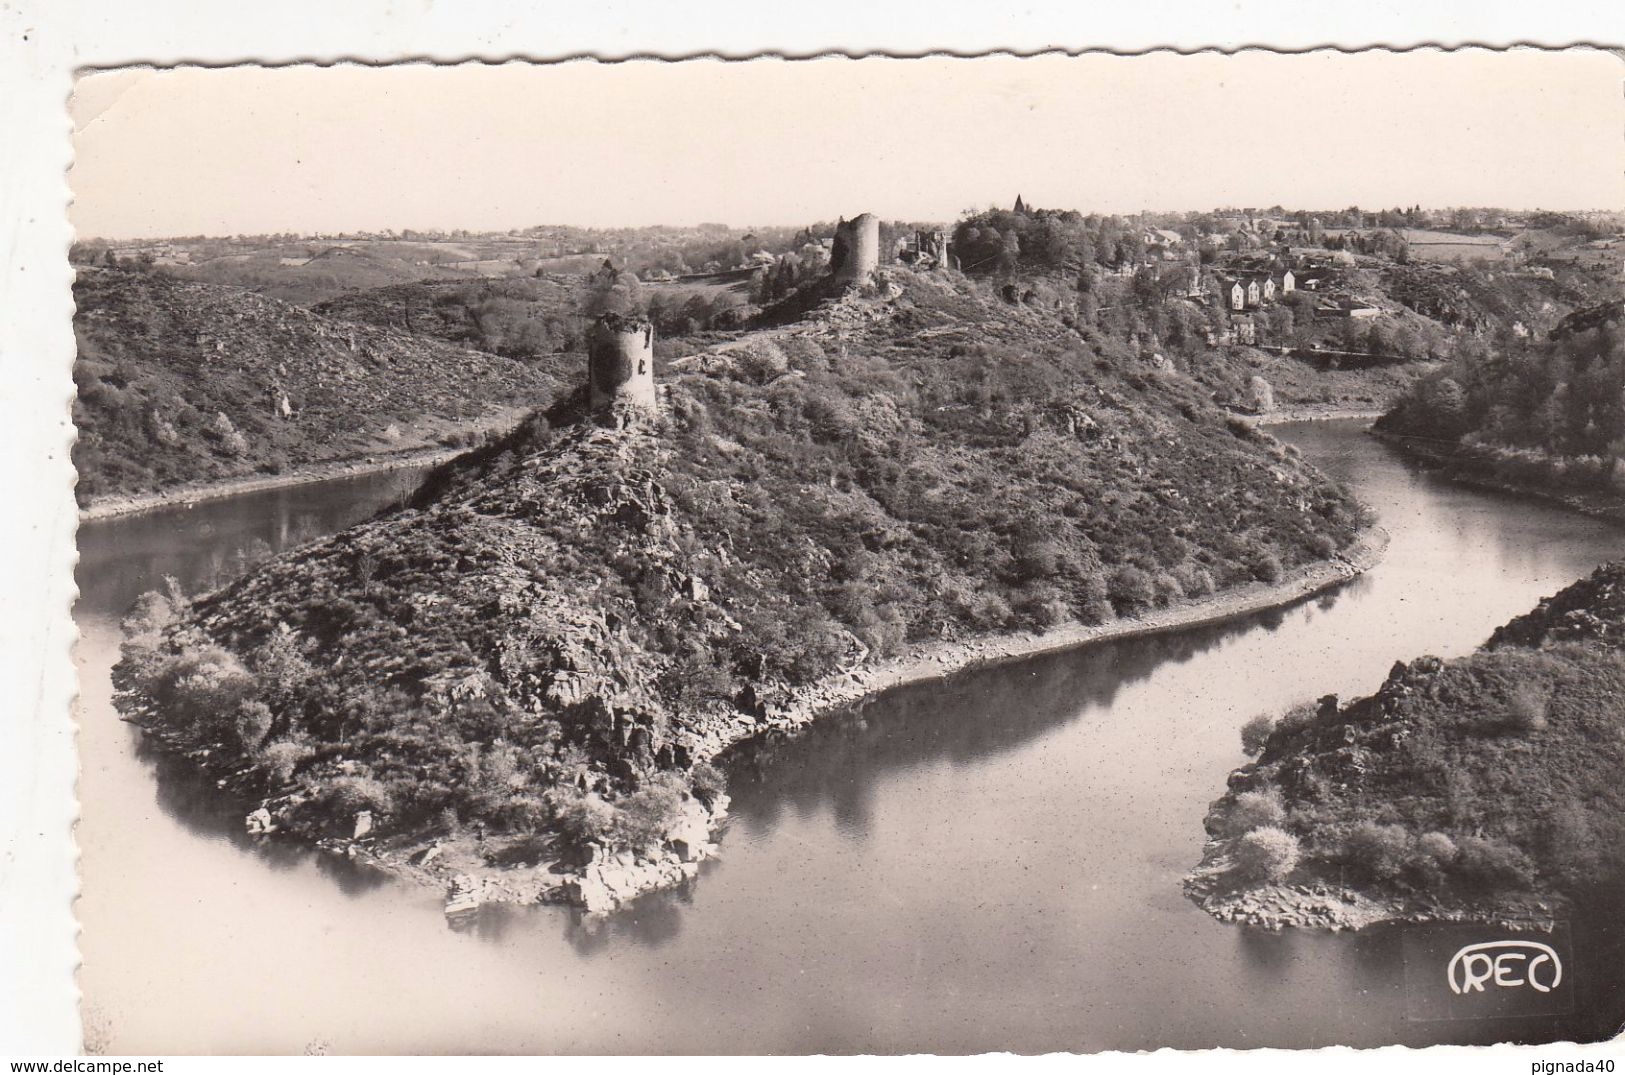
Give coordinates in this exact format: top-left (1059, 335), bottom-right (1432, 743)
top-left (1378, 310), bottom-right (1625, 489)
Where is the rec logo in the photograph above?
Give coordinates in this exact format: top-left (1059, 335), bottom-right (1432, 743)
top-left (1401, 923), bottom-right (1573, 1021)
top-left (1447, 940), bottom-right (1562, 995)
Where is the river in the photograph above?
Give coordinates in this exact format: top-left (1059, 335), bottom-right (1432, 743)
top-left (74, 420), bottom-right (1625, 1054)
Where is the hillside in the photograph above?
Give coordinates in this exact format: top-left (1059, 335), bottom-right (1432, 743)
top-left (313, 272), bottom-right (757, 359)
top-left (72, 268), bottom-right (574, 505)
top-left (1187, 562), bottom-right (1625, 930)
top-left (162, 245), bottom-right (478, 305)
top-left (1373, 300), bottom-right (1625, 522)
top-left (114, 265), bottom-right (1375, 913)
top-left (312, 276), bottom-right (587, 357)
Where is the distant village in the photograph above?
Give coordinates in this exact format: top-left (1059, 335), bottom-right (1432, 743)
top-left (75, 199), bottom-right (1622, 361)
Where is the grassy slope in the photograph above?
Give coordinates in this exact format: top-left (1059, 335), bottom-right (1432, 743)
top-left (116, 268), bottom-right (1372, 865)
top-left (72, 268), bottom-right (576, 504)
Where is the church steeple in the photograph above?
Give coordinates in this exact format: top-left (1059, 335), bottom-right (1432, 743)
top-left (1014, 193), bottom-right (1028, 214)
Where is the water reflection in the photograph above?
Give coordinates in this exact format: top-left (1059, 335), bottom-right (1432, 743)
top-left (723, 591), bottom-right (1349, 835)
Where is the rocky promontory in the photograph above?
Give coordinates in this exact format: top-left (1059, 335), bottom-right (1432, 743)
top-left (1187, 561), bottom-right (1625, 931)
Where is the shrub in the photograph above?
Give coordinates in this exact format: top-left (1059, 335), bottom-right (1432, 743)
top-left (1247, 548), bottom-right (1285, 584)
top-left (967, 591), bottom-right (1013, 630)
top-left (1174, 563), bottom-right (1215, 598)
top-left (1275, 701), bottom-right (1319, 737)
top-left (1107, 564), bottom-right (1155, 613)
top-left (1013, 583), bottom-right (1070, 629)
top-left (1408, 830), bottom-right (1459, 890)
top-left (259, 737), bottom-right (315, 785)
top-left (1239, 713), bottom-right (1276, 757)
top-left (688, 760), bottom-right (728, 807)
top-left (1225, 788), bottom-right (1287, 835)
top-left (147, 644), bottom-right (259, 743)
top-left (1233, 826), bottom-right (1301, 882)
top-left (1306, 533), bottom-right (1337, 559)
top-left (1453, 835), bottom-right (1535, 891)
top-left (1012, 539), bottom-right (1063, 581)
top-left (614, 773), bottom-right (687, 851)
top-left (120, 586), bottom-right (183, 665)
top-left (554, 793), bottom-right (619, 849)
top-left (1343, 821), bottom-right (1411, 882)
top-left (232, 700), bottom-right (274, 753)
top-left (1502, 683), bottom-right (1549, 734)
top-left (1076, 596), bottom-right (1116, 625)
top-left (1152, 572), bottom-right (1184, 606)
top-left (318, 775), bottom-right (395, 819)
top-left (1415, 831), bottom-right (1459, 866)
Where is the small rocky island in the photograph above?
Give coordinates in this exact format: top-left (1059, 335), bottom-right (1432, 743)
top-left (115, 230), bottom-right (1376, 919)
top-left (1187, 561), bottom-right (1625, 931)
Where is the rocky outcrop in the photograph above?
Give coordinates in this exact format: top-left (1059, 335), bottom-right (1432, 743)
top-left (557, 794), bottom-right (726, 914)
top-left (1188, 561), bottom-right (1625, 931)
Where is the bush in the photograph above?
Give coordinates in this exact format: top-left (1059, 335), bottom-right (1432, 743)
top-left (1107, 564), bottom-right (1155, 613)
top-left (1415, 831), bottom-right (1458, 866)
top-left (259, 737), bottom-right (314, 784)
top-left (1502, 683), bottom-right (1549, 734)
top-left (1247, 548), bottom-right (1285, 584)
top-left (1239, 713), bottom-right (1276, 757)
top-left (1453, 835), bottom-right (1535, 891)
top-left (1012, 538), bottom-right (1063, 581)
top-left (1173, 563), bottom-right (1216, 598)
top-left (1275, 701), bottom-right (1319, 737)
top-left (688, 760), bottom-right (728, 807)
top-left (1233, 826), bottom-right (1301, 882)
top-left (613, 773), bottom-right (687, 851)
top-left (147, 644), bottom-right (259, 743)
top-left (554, 793), bottom-right (619, 849)
top-left (1225, 788), bottom-right (1286, 835)
top-left (1411, 830), bottom-right (1459, 890)
top-left (232, 700), bottom-right (274, 753)
top-left (318, 775), bottom-right (395, 819)
top-left (1343, 821), bottom-right (1412, 882)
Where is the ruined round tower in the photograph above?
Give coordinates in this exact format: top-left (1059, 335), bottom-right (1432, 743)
top-left (830, 212), bottom-right (880, 285)
top-left (588, 312), bottom-right (657, 415)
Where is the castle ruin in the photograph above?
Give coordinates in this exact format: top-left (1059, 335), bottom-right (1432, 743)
top-left (829, 212), bottom-right (880, 285)
top-left (587, 312), bottom-right (657, 416)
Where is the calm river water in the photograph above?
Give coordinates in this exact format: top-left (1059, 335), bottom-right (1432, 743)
top-left (75, 422), bottom-right (1625, 1054)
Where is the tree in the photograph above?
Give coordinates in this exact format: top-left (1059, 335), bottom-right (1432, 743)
top-left (1240, 713), bottom-right (1276, 756)
top-left (1344, 821), bottom-right (1411, 881)
top-left (1233, 826), bottom-right (1301, 882)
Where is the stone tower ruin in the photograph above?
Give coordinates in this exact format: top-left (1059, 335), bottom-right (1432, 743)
top-left (829, 212), bottom-right (880, 285)
top-left (587, 312), bottom-right (657, 415)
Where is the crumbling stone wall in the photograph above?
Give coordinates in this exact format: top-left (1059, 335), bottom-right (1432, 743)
top-left (588, 313), bottom-right (657, 414)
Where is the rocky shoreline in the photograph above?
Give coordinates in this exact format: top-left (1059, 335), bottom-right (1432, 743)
top-left (735, 524), bottom-right (1391, 754)
top-left (137, 524), bottom-right (1389, 921)
top-left (1253, 406), bottom-right (1387, 426)
top-left (1183, 849), bottom-right (1564, 933)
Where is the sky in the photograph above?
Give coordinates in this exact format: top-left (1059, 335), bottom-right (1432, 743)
top-left (69, 49), bottom-right (1625, 239)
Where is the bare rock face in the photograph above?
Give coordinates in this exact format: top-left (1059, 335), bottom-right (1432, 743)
top-left (245, 807), bottom-right (275, 835)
